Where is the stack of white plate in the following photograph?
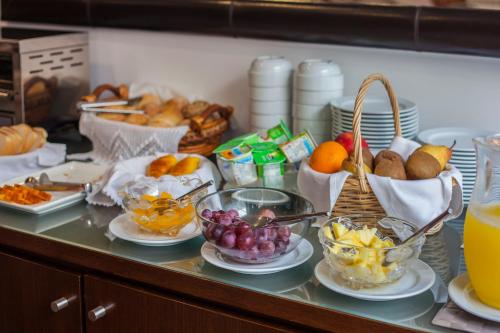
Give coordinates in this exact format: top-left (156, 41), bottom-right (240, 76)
top-left (331, 96), bottom-right (419, 148)
top-left (249, 56), bottom-right (293, 132)
top-left (293, 59), bottom-right (343, 143)
top-left (417, 127), bottom-right (492, 204)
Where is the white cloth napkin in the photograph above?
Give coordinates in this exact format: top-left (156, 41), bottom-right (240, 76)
top-left (86, 153), bottom-right (220, 207)
top-left (298, 136), bottom-right (463, 228)
top-left (0, 143), bottom-right (66, 182)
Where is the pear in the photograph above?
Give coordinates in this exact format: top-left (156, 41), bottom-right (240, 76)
top-left (405, 151), bottom-right (441, 180)
top-left (416, 141), bottom-right (455, 171)
top-left (342, 157), bottom-right (372, 174)
top-left (342, 148), bottom-right (374, 174)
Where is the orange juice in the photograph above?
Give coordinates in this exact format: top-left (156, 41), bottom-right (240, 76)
top-left (464, 204), bottom-right (500, 309)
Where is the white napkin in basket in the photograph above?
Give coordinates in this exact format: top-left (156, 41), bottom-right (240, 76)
top-left (298, 136), bottom-right (464, 228)
top-left (86, 153), bottom-right (219, 207)
top-left (0, 143), bottom-right (66, 182)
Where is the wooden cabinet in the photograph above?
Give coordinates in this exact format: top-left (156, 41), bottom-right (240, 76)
top-left (0, 252), bottom-right (82, 333)
top-left (0, 251), bottom-right (296, 333)
top-left (84, 275), bottom-right (292, 333)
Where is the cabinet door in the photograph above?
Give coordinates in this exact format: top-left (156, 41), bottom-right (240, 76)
top-left (84, 275), bottom-right (294, 333)
top-left (0, 252), bottom-right (82, 333)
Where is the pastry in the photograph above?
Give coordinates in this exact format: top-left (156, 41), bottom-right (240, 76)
top-left (97, 113), bottom-right (127, 122)
top-left (148, 110), bottom-right (183, 127)
top-left (125, 114), bottom-right (149, 126)
top-left (146, 155), bottom-right (178, 178)
top-left (182, 100), bottom-right (209, 118)
top-left (138, 94), bottom-right (162, 116)
top-left (0, 124), bottom-right (47, 156)
top-left (169, 156), bottom-right (201, 176)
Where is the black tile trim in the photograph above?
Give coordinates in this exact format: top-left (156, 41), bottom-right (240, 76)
top-left (3, 0), bottom-right (500, 58)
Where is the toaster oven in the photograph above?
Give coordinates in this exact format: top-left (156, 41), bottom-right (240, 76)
top-left (0, 27), bottom-right (89, 127)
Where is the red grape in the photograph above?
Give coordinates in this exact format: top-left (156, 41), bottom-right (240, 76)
top-left (236, 222), bottom-right (251, 236)
top-left (237, 230), bottom-right (255, 250)
top-left (211, 225), bottom-right (225, 241)
top-left (275, 240), bottom-right (288, 254)
top-left (201, 209), bottom-right (212, 219)
top-left (277, 226), bottom-right (291, 240)
top-left (218, 214), bottom-right (232, 226)
top-left (227, 209), bottom-right (239, 219)
top-left (219, 230), bottom-right (236, 248)
top-left (267, 226), bottom-right (278, 241)
top-left (258, 241), bottom-right (275, 257)
top-left (254, 228), bottom-right (269, 244)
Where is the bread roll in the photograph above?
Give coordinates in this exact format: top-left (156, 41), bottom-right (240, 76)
top-left (0, 128), bottom-right (23, 154)
top-left (125, 114), bottom-right (149, 126)
top-left (138, 94), bottom-right (162, 117)
top-left (12, 124), bottom-right (37, 152)
top-left (98, 113), bottom-right (127, 122)
top-left (148, 110), bottom-right (183, 127)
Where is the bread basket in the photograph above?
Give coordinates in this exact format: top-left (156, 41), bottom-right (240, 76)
top-left (79, 84), bottom-right (233, 160)
top-left (332, 73), bottom-right (456, 235)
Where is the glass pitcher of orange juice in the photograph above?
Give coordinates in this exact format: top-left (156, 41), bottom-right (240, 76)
top-left (464, 134), bottom-right (500, 309)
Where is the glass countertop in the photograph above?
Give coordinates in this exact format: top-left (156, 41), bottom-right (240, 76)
top-left (0, 203), bottom-right (464, 332)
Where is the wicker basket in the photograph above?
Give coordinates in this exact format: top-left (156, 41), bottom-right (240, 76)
top-left (332, 73), bottom-right (444, 235)
top-left (178, 104), bottom-right (233, 157)
top-left (81, 84), bottom-right (233, 157)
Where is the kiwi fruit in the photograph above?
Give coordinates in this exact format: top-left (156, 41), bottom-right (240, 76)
top-left (374, 150), bottom-right (407, 180)
top-left (405, 151), bottom-right (441, 180)
top-left (374, 150), bottom-right (404, 166)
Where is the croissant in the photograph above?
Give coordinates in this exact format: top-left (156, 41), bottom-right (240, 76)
top-left (169, 156), bottom-right (200, 176)
top-left (146, 155), bottom-right (178, 178)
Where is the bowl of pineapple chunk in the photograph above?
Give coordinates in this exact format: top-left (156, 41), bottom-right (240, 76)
top-left (318, 215), bottom-right (425, 289)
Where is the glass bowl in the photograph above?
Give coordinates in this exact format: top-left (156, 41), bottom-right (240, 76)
top-left (216, 155), bottom-right (299, 191)
top-left (195, 187), bottom-right (314, 264)
top-left (318, 215), bottom-right (426, 289)
top-left (121, 178), bottom-right (207, 236)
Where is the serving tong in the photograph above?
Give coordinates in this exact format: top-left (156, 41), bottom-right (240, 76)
top-left (249, 211), bottom-right (331, 228)
top-left (25, 173), bottom-right (92, 193)
top-left (78, 97), bottom-right (144, 115)
top-left (152, 180), bottom-right (214, 214)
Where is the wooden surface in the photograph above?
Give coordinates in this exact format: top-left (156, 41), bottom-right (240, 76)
top-left (0, 251), bottom-right (82, 333)
top-left (84, 275), bottom-right (297, 333)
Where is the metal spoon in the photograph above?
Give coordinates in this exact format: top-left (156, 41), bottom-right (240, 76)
top-left (249, 211), bottom-right (331, 228)
top-left (382, 181), bottom-right (462, 266)
top-left (25, 173), bottom-right (93, 193)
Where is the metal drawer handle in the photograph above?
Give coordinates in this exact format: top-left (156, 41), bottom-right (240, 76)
top-left (88, 306), bottom-right (107, 322)
top-left (51, 297), bottom-right (70, 312)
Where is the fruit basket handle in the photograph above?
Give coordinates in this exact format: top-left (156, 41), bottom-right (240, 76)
top-left (352, 73), bottom-right (402, 192)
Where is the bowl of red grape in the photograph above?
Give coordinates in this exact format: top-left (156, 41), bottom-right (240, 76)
top-left (196, 187), bottom-right (315, 264)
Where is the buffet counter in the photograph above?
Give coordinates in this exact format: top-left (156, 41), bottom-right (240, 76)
top-left (0, 201), bottom-right (464, 333)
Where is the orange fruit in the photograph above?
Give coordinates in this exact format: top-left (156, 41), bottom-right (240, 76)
top-left (309, 141), bottom-right (348, 174)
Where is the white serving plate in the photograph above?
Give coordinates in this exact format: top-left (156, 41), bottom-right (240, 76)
top-left (449, 273), bottom-right (500, 323)
top-left (336, 111), bottom-right (419, 123)
top-left (109, 214), bottom-right (201, 246)
top-left (0, 162), bottom-right (107, 215)
top-left (201, 237), bottom-right (313, 275)
top-left (417, 128), bottom-right (493, 150)
top-left (314, 259), bottom-right (435, 301)
top-left (331, 96), bottom-right (416, 115)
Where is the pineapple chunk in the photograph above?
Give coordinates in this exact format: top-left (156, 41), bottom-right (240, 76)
top-left (338, 230), bottom-right (363, 247)
top-left (323, 226), bottom-right (334, 240)
top-left (332, 223), bottom-right (348, 239)
top-left (358, 226), bottom-right (377, 246)
top-left (382, 239), bottom-right (395, 248)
